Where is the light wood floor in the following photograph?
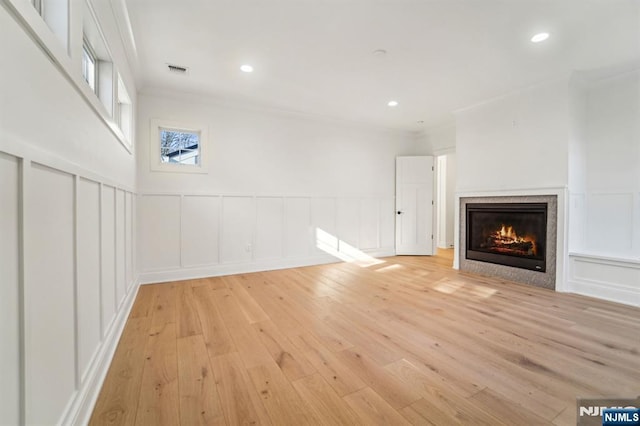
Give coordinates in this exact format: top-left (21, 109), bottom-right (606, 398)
top-left (90, 252), bottom-right (640, 425)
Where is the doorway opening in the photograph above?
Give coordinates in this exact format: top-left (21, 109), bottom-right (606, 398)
top-left (435, 154), bottom-right (457, 253)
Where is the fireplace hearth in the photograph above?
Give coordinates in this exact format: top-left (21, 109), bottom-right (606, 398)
top-left (466, 203), bottom-right (547, 272)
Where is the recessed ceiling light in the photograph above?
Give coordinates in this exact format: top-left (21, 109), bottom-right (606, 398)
top-left (373, 49), bottom-right (387, 57)
top-left (531, 32), bottom-right (550, 43)
top-left (240, 64), bottom-right (254, 73)
top-left (388, 100), bottom-right (399, 107)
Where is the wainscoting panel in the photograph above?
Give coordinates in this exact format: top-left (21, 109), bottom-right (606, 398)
top-left (101, 186), bottom-right (117, 332)
top-left (115, 189), bottom-right (127, 307)
top-left (0, 152), bottom-right (20, 425)
top-left (125, 192), bottom-right (134, 291)
top-left (138, 195), bottom-right (181, 270)
top-left (568, 192), bottom-right (586, 251)
top-left (337, 198), bottom-right (360, 249)
top-left (221, 196), bottom-right (254, 263)
top-left (568, 254), bottom-right (640, 307)
top-left (284, 197), bottom-right (311, 258)
top-left (181, 195), bottom-right (220, 267)
top-left (138, 193), bottom-right (397, 284)
top-left (380, 197), bottom-right (395, 249)
top-left (25, 163), bottom-right (76, 425)
top-left (360, 198), bottom-right (380, 250)
top-left (311, 197), bottom-right (337, 256)
top-left (77, 178), bottom-right (102, 382)
top-left (255, 197), bottom-right (284, 260)
top-left (586, 192), bottom-right (634, 255)
top-left (0, 144), bottom-right (138, 425)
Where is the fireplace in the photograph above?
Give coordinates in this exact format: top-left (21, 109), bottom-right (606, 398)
top-left (459, 195), bottom-right (557, 290)
top-left (466, 202), bottom-right (547, 272)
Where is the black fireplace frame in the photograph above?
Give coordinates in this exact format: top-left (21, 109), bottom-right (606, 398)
top-left (465, 202), bottom-right (547, 273)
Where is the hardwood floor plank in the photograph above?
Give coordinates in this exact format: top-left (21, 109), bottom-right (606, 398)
top-left (192, 286), bottom-right (236, 356)
top-left (209, 287), bottom-right (274, 368)
top-left (150, 283), bottom-right (177, 327)
top-left (292, 373), bottom-right (363, 425)
top-left (247, 362), bottom-right (320, 425)
top-left (290, 332), bottom-right (367, 397)
top-left (134, 322), bottom-right (179, 426)
top-left (176, 283), bottom-right (203, 338)
top-left (252, 320), bottom-right (316, 381)
top-left (343, 387), bottom-right (411, 426)
top-left (176, 335), bottom-right (225, 425)
top-left (89, 317), bottom-right (151, 425)
top-left (210, 352), bottom-right (271, 426)
top-left (128, 285), bottom-right (157, 319)
top-left (335, 347), bottom-right (421, 410)
top-left (469, 387), bottom-right (552, 426)
top-left (223, 275), bottom-right (270, 324)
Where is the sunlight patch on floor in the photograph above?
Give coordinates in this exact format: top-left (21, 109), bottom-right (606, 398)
top-left (315, 228), bottom-right (385, 267)
top-left (374, 264), bottom-right (405, 273)
top-left (434, 278), bottom-right (498, 299)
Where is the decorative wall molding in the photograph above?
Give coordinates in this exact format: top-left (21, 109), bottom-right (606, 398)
top-left (568, 253), bottom-right (640, 307)
top-left (0, 145), bottom-right (137, 425)
top-left (138, 192), bottom-right (396, 284)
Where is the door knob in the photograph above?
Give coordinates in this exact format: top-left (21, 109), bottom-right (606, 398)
top-left (397, 211), bottom-right (403, 215)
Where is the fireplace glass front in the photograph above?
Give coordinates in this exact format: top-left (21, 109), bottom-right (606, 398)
top-left (466, 203), bottom-right (547, 272)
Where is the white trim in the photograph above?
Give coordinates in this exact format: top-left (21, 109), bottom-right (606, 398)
top-left (0, 135), bottom-right (134, 193)
top-left (60, 278), bottom-right (140, 426)
top-left (138, 249), bottom-right (396, 285)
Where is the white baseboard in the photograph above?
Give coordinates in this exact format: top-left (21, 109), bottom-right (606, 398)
top-left (61, 278), bottom-right (141, 426)
top-left (567, 279), bottom-right (639, 307)
top-left (139, 249), bottom-right (396, 285)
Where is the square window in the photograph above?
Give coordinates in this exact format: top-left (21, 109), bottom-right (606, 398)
top-left (150, 119), bottom-right (208, 173)
top-left (160, 128), bottom-right (200, 165)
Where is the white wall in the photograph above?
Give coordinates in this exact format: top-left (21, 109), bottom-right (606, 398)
top-left (453, 78), bottom-right (570, 291)
top-left (456, 78), bottom-right (570, 192)
top-left (137, 91), bottom-right (420, 282)
top-left (583, 70), bottom-right (640, 257)
top-left (567, 69), bottom-right (640, 306)
top-left (0, 2), bottom-right (138, 424)
top-left (425, 120), bottom-right (456, 155)
top-left (567, 76), bottom-right (588, 251)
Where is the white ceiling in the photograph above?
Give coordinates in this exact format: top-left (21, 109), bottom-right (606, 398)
top-left (124, 0), bottom-right (640, 131)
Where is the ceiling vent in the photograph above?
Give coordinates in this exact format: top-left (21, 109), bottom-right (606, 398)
top-left (167, 64), bottom-right (188, 74)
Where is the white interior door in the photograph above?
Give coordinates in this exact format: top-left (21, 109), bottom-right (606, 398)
top-left (396, 156), bottom-right (434, 255)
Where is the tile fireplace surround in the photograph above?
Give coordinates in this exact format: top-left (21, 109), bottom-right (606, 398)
top-left (459, 195), bottom-right (558, 290)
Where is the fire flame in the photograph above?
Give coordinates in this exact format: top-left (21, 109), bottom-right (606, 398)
top-left (492, 224), bottom-right (537, 255)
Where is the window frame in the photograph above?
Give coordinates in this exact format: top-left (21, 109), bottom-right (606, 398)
top-left (81, 38), bottom-right (98, 93)
top-left (150, 119), bottom-right (209, 174)
top-left (31, 0), bottom-right (42, 15)
top-left (116, 73), bottom-right (133, 147)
